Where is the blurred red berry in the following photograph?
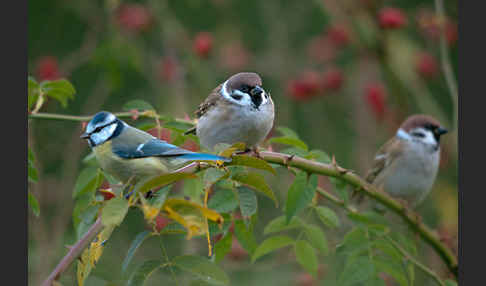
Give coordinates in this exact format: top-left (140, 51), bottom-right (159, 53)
top-left (181, 139), bottom-right (200, 152)
top-left (416, 52), bottom-right (438, 79)
top-left (378, 7), bottom-right (407, 29)
top-left (364, 83), bottom-right (388, 120)
top-left (307, 35), bottom-right (336, 63)
top-left (445, 21), bottom-right (458, 46)
top-left (326, 25), bottom-right (350, 48)
top-left (219, 41), bottom-right (251, 71)
top-left (295, 273), bottom-right (316, 286)
top-left (193, 32), bottom-right (213, 58)
top-left (158, 57), bottom-right (179, 82)
top-left (148, 127), bottom-right (171, 142)
top-left (155, 214), bottom-right (170, 232)
top-left (36, 56), bottom-right (61, 81)
top-left (227, 237), bottom-right (247, 260)
top-left (287, 71), bottom-right (322, 101)
top-left (322, 68), bottom-right (344, 91)
top-left (99, 188), bottom-right (115, 201)
top-left (116, 4), bottom-right (152, 33)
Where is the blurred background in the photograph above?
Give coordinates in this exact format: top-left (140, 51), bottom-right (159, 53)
top-left (28, 0), bottom-right (458, 285)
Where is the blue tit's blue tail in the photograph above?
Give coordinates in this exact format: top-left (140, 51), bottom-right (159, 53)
top-left (177, 153), bottom-right (232, 163)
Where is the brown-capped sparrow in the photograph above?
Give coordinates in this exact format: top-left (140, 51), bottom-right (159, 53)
top-left (362, 114), bottom-right (448, 210)
top-left (185, 72), bottom-right (274, 151)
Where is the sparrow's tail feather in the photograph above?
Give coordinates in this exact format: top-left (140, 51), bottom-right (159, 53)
top-left (177, 153), bottom-right (232, 163)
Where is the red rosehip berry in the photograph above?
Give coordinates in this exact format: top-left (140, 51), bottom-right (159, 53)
top-left (158, 57), bottom-right (178, 82)
top-left (147, 127), bottom-right (171, 142)
top-left (287, 71), bottom-right (322, 101)
top-left (116, 4), bottom-right (152, 33)
top-left (416, 52), bottom-right (438, 79)
top-left (378, 7), bottom-right (407, 29)
top-left (193, 32), bottom-right (213, 58)
top-left (445, 21), bottom-right (458, 46)
top-left (326, 25), bottom-right (350, 48)
top-left (155, 214), bottom-right (170, 232)
top-left (322, 68), bottom-right (344, 91)
top-left (36, 56), bottom-right (61, 81)
top-left (227, 237), bottom-right (247, 260)
top-left (364, 83), bottom-right (388, 120)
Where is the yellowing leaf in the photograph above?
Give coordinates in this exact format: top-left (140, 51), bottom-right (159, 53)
top-left (227, 155), bottom-right (277, 175)
top-left (218, 142), bottom-right (247, 158)
top-left (163, 199), bottom-right (224, 240)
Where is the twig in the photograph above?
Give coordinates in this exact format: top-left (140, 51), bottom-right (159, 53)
top-left (41, 217), bottom-right (104, 286)
top-left (387, 237), bottom-right (446, 286)
top-left (258, 151), bottom-right (458, 278)
top-left (28, 112), bottom-right (194, 125)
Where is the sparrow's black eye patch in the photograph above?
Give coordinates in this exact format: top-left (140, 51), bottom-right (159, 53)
top-left (411, 131), bottom-right (425, 138)
top-left (239, 85), bottom-right (252, 94)
top-left (231, 94), bottom-right (243, 101)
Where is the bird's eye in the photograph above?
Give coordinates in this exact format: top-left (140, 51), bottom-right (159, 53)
top-left (239, 85), bottom-right (251, 93)
top-left (231, 94), bottom-right (243, 101)
top-left (411, 131), bottom-right (425, 138)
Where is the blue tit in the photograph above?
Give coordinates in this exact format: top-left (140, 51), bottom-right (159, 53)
top-left (80, 111), bottom-right (231, 184)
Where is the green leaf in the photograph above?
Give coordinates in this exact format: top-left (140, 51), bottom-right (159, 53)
top-left (28, 191), bottom-right (40, 217)
top-left (237, 187), bottom-right (257, 218)
top-left (227, 155), bottom-right (276, 175)
top-left (251, 235), bottom-right (295, 262)
top-left (127, 259), bottom-right (164, 286)
top-left (330, 177), bottom-right (349, 202)
top-left (136, 173), bottom-right (197, 194)
top-left (163, 121), bottom-right (196, 133)
top-left (148, 186), bottom-right (171, 210)
top-left (280, 147), bottom-right (309, 158)
top-left (28, 76), bottom-right (40, 110)
top-left (373, 258), bottom-right (408, 286)
top-left (40, 79), bottom-right (75, 107)
top-left (269, 137), bottom-right (308, 151)
top-left (101, 197), bottom-right (129, 226)
top-left (308, 150), bottom-right (332, 164)
top-left (73, 167), bottom-right (104, 198)
top-left (208, 188), bottom-right (238, 213)
top-left (173, 255), bottom-right (230, 286)
top-left (445, 280), bottom-right (458, 286)
top-left (263, 215), bottom-right (304, 235)
top-left (233, 219), bottom-right (257, 255)
top-left (231, 172), bottom-right (278, 207)
top-left (203, 168), bottom-right (229, 187)
top-left (338, 256), bottom-right (375, 286)
top-left (286, 172), bottom-right (317, 223)
top-left (182, 174), bottom-right (203, 204)
top-left (315, 206), bottom-right (340, 228)
top-left (214, 231), bottom-right (233, 263)
top-left (294, 240), bottom-right (318, 277)
top-left (122, 231), bottom-right (153, 272)
top-left (122, 99), bottom-right (155, 112)
top-left (276, 126), bottom-right (299, 139)
top-left (363, 277), bottom-right (387, 286)
top-left (28, 160), bottom-right (38, 183)
top-left (304, 224), bottom-right (329, 255)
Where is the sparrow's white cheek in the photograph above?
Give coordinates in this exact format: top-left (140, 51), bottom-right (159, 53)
top-left (396, 128), bottom-right (412, 141)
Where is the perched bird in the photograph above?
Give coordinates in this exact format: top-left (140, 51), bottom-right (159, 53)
top-left (185, 72), bottom-right (274, 151)
top-left (362, 114), bottom-right (448, 210)
top-left (80, 111), bottom-right (231, 184)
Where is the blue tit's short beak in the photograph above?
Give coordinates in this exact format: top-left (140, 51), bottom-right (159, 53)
top-left (80, 132), bottom-right (90, 139)
top-left (435, 127), bottom-right (448, 136)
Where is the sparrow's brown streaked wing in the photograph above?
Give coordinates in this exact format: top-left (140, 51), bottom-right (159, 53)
top-left (354, 137), bottom-right (404, 203)
top-left (184, 84), bottom-right (223, 135)
top-left (195, 84), bottom-right (223, 118)
top-left (365, 137), bottom-right (404, 184)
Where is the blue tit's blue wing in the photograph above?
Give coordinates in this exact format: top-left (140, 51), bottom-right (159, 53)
top-left (111, 126), bottom-right (230, 162)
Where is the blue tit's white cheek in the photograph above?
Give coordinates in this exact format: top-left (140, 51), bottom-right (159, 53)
top-left (90, 124), bottom-right (117, 145)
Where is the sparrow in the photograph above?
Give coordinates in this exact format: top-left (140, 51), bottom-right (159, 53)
top-left (185, 72), bottom-right (275, 152)
top-left (361, 114), bottom-right (448, 210)
top-left (80, 111), bottom-right (231, 185)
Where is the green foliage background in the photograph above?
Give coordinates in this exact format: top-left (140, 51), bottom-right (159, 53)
top-left (28, 0), bottom-right (458, 285)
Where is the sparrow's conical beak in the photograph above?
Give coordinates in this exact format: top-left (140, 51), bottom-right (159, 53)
top-left (435, 127), bottom-right (448, 136)
top-left (80, 132), bottom-right (90, 139)
top-left (250, 86), bottom-right (263, 97)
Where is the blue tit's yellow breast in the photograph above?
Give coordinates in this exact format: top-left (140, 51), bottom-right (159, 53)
top-left (93, 141), bottom-right (169, 183)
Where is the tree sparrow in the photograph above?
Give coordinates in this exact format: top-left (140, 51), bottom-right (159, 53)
top-left (363, 114), bottom-right (448, 209)
top-left (185, 72), bottom-right (275, 151)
